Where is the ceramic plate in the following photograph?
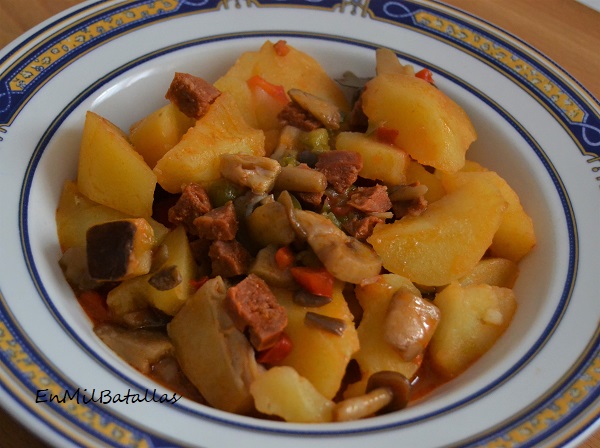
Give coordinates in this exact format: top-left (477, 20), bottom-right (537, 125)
top-left (1, 1), bottom-right (599, 447)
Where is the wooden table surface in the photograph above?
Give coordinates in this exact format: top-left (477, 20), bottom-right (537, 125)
top-left (1, 0), bottom-right (599, 447)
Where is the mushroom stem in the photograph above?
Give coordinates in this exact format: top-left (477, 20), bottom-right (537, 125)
top-left (332, 387), bottom-right (393, 422)
top-left (278, 190), bottom-right (308, 240)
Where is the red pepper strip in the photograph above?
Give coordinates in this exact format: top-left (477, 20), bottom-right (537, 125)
top-left (273, 40), bottom-right (291, 57)
top-left (190, 276), bottom-right (209, 291)
top-left (375, 126), bottom-right (399, 146)
top-left (415, 68), bottom-right (434, 84)
top-left (247, 75), bottom-right (289, 105)
top-left (78, 290), bottom-right (110, 324)
top-left (275, 245), bottom-right (295, 270)
top-left (256, 332), bottom-right (293, 364)
top-left (290, 266), bottom-right (334, 298)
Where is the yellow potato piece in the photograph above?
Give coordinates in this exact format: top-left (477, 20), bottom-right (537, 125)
top-left (335, 132), bottom-right (410, 185)
top-left (56, 180), bottom-right (167, 251)
top-left (368, 174), bottom-right (507, 286)
top-left (129, 103), bottom-right (195, 168)
top-left (428, 282), bottom-right (517, 378)
top-left (250, 366), bottom-right (333, 423)
top-left (272, 281), bottom-right (359, 400)
top-left (442, 169), bottom-right (536, 262)
top-left (405, 160), bottom-right (446, 203)
top-left (362, 73), bottom-right (476, 172)
top-left (459, 257), bottom-right (519, 289)
top-left (351, 274), bottom-right (423, 394)
top-left (107, 225), bottom-right (196, 317)
top-left (142, 225), bottom-right (197, 316)
top-left (153, 92), bottom-right (265, 193)
top-left (168, 277), bottom-right (262, 414)
top-left (215, 40), bottom-right (349, 130)
top-left (77, 111), bottom-right (157, 217)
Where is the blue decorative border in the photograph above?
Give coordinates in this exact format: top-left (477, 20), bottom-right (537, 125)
top-left (0, 0), bottom-right (597, 446)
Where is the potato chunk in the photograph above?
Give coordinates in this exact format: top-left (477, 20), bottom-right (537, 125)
top-left (459, 257), bottom-right (519, 288)
top-left (272, 282), bottom-right (359, 399)
top-left (143, 225), bottom-right (197, 316)
top-left (362, 73), bottom-right (476, 172)
top-left (168, 277), bottom-right (263, 414)
top-left (405, 161), bottom-right (445, 203)
top-left (428, 282), bottom-right (517, 377)
top-left (250, 366), bottom-right (333, 423)
top-left (153, 92), bottom-right (265, 193)
top-left (335, 132), bottom-right (410, 185)
top-left (442, 169), bottom-right (536, 262)
top-left (353, 275), bottom-right (423, 392)
top-left (56, 181), bottom-right (167, 251)
top-left (106, 225), bottom-right (197, 317)
top-left (214, 40), bottom-right (349, 131)
top-left (129, 103), bottom-right (194, 168)
top-left (77, 111), bottom-right (157, 217)
top-left (368, 174), bottom-right (507, 286)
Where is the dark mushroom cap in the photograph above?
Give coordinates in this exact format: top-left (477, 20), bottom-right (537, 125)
top-left (366, 370), bottom-right (411, 414)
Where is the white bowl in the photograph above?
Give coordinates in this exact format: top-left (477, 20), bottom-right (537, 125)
top-left (0, 1), bottom-right (599, 447)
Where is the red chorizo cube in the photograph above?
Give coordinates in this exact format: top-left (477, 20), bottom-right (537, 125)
top-left (225, 274), bottom-right (288, 351)
top-left (193, 201), bottom-right (238, 241)
top-left (165, 73), bottom-right (221, 119)
top-left (278, 102), bottom-right (322, 131)
top-left (343, 215), bottom-right (384, 241)
top-left (168, 183), bottom-right (212, 234)
top-left (348, 184), bottom-right (392, 213)
top-left (209, 240), bottom-right (251, 278)
top-left (316, 150), bottom-right (363, 193)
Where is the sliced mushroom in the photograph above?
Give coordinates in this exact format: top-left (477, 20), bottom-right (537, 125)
top-left (332, 370), bottom-right (412, 421)
top-left (383, 290), bottom-right (441, 361)
top-left (274, 164), bottom-right (327, 193)
top-left (304, 312), bottom-right (346, 336)
top-left (270, 125), bottom-right (303, 164)
top-left (291, 209), bottom-right (382, 284)
top-left (332, 387), bottom-right (394, 422)
top-left (288, 89), bottom-right (342, 130)
top-left (94, 324), bottom-right (173, 375)
top-left (220, 153), bottom-right (282, 194)
top-left (148, 265), bottom-right (182, 291)
top-left (366, 370), bottom-right (411, 414)
top-left (277, 190), bottom-right (308, 240)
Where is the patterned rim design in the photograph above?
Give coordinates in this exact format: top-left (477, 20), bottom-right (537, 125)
top-left (1, 0), bottom-right (598, 446)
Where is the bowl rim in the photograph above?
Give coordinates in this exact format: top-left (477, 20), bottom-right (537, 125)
top-left (1, 0), bottom-right (599, 447)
